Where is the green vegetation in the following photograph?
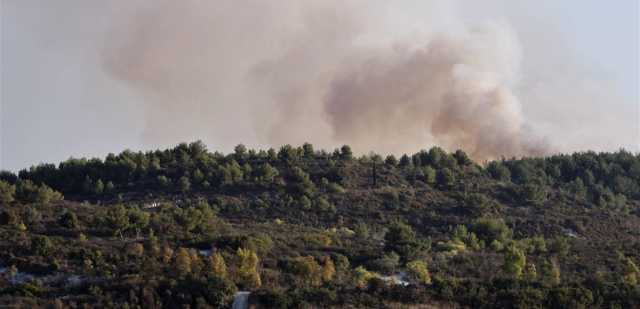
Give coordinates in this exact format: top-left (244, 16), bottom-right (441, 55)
top-left (0, 141), bottom-right (639, 308)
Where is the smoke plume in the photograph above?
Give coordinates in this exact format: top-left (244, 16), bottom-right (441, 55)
top-left (103, 0), bottom-right (552, 160)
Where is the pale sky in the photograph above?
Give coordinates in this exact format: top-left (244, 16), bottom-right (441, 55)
top-left (1, 0), bottom-right (639, 171)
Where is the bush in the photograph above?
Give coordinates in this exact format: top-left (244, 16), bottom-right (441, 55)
top-left (385, 221), bottom-right (426, 261)
top-left (168, 277), bottom-right (237, 308)
top-left (327, 182), bottom-right (346, 194)
top-left (406, 260), bottom-right (432, 284)
top-left (353, 266), bottom-right (376, 288)
top-left (289, 256), bottom-right (322, 286)
top-left (369, 252), bottom-right (400, 274)
top-left (58, 212), bottom-right (79, 229)
top-left (315, 197), bottom-right (335, 213)
top-left (254, 289), bottom-right (296, 309)
top-left (31, 235), bottom-right (53, 256)
top-left (472, 218), bottom-right (512, 243)
top-left (519, 183), bottom-right (548, 206)
top-left (0, 180), bottom-right (16, 204)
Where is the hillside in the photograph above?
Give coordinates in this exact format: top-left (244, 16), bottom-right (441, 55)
top-left (1, 141), bottom-right (639, 308)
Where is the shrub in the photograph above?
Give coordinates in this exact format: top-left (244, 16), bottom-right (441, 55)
top-left (0, 180), bottom-right (16, 204)
top-left (353, 266), bottom-right (376, 288)
top-left (31, 235), bottom-right (53, 256)
top-left (58, 212), bottom-right (79, 229)
top-left (472, 218), bottom-right (512, 243)
top-left (407, 260), bottom-right (432, 284)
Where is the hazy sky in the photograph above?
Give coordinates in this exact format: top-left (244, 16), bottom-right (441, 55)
top-left (1, 0), bottom-right (638, 171)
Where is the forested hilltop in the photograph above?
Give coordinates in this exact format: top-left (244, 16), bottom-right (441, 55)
top-left (1, 141), bottom-right (639, 308)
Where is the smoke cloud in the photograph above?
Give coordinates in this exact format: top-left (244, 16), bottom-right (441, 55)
top-left (103, 0), bottom-right (555, 160)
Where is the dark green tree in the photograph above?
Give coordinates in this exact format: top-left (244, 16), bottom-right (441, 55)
top-left (486, 161), bottom-right (511, 182)
top-left (436, 168), bottom-right (456, 188)
top-left (385, 155), bottom-right (398, 166)
top-left (94, 179), bottom-right (105, 194)
top-left (384, 221), bottom-right (423, 261)
top-left (157, 175), bottom-right (171, 188)
top-left (453, 150), bottom-right (472, 166)
top-left (302, 143), bottom-right (315, 158)
top-left (519, 183), bottom-right (548, 206)
top-left (105, 181), bottom-right (115, 193)
top-left (399, 154), bottom-right (412, 167)
top-left (258, 163), bottom-right (279, 185)
top-left (289, 167), bottom-right (315, 196)
top-left (234, 144), bottom-right (247, 160)
top-left (472, 217), bottom-right (512, 243)
top-left (105, 204), bottom-right (130, 239)
top-left (179, 176), bottom-right (191, 193)
top-left (340, 145), bottom-right (353, 160)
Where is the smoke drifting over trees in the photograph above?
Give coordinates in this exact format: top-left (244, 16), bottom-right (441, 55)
top-left (100, 0), bottom-right (631, 161)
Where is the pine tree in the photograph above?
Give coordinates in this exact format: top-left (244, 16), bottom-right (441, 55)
top-left (105, 204), bottom-right (130, 239)
top-left (385, 155), bottom-right (398, 166)
top-left (105, 181), bottom-right (115, 193)
top-left (541, 259), bottom-right (561, 286)
top-left (157, 175), bottom-right (170, 188)
top-left (178, 176), bottom-right (191, 193)
top-left (175, 248), bottom-right (192, 278)
top-left (259, 163), bottom-right (279, 184)
top-left (94, 179), bottom-right (105, 194)
top-left (236, 248), bottom-right (261, 288)
top-left (162, 246), bottom-right (174, 264)
top-left (8, 265), bottom-right (18, 281)
top-left (58, 212), bottom-right (79, 230)
top-left (209, 252), bottom-right (228, 279)
top-left (353, 266), bottom-right (375, 288)
top-left (503, 244), bottom-right (526, 279)
top-left (146, 230), bottom-right (160, 256)
top-left (622, 257), bottom-right (639, 286)
top-left (190, 249), bottom-right (203, 274)
top-left (302, 143), bottom-right (315, 158)
top-left (292, 256), bottom-right (322, 286)
top-left (436, 168), bottom-right (455, 188)
top-left (523, 262), bottom-right (537, 282)
top-left (340, 145), bottom-right (353, 160)
top-left (423, 166), bottom-right (437, 184)
top-left (322, 256), bottom-right (336, 283)
top-left (0, 181), bottom-right (15, 204)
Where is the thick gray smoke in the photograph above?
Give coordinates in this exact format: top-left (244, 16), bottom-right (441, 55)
top-left (103, 0), bottom-right (551, 160)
